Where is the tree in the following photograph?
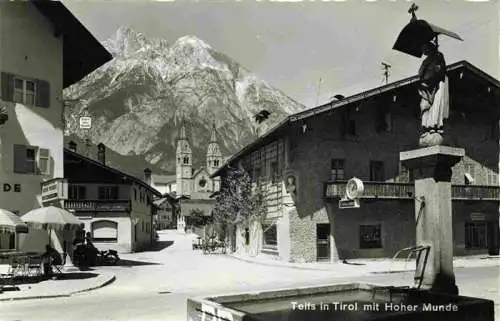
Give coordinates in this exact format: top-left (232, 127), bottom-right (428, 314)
top-left (212, 166), bottom-right (266, 248)
top-left (189, 208), bottom-right (208, 227)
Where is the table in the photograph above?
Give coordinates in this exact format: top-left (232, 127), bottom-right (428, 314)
top-left (0, 252), bottom-right (43, 278)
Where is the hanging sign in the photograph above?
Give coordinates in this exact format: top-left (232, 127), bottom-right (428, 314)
top-left (79, 116), bottom-right (92, 129)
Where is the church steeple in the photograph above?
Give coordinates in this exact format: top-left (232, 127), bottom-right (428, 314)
top-left (206, 122), bottom-right (223, 177)
top-left (176, 121), bottom-right (192, 197)
top-left (209, 122), bottom-right (217, 143)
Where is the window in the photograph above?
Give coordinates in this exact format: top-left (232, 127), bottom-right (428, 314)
top-left (342, 109), bottom-right (356, 137)
top-left (376, 109), bottom-right (393, 132)
top-left (359, 224), bottom-right (382, 249)
top-left (398, 163), bottom-right (414, 182)
top-left (199, 179), bottom-right (207, 188)
top-left (370, 161), bottom-right (385, 181)
top-left (91, 220), bottom-right (118, 242)
top-left (13, 78), bottom-right (36, 105)
top-left (262, 224), bottom-right (277, 250)
top-left (464, 163), bottom-right (475, 185)
top-left (486, 169), bottom-right (498, 186)
top-left (0, 232), bottom-right (16, 250)
top-left (134, 188), bottom-right (137, 201)
top-left (465, 222), bottom-right (487, 249)
top-left (1, 73), bottom-right (50, 107)
top-left (331, 159), bottom-right (345, 181)
top-left (183, 157), bottom-right (189, 164)
top-left (68, 185), bottom-right (87, 200)
top-left (13, 145), bottom-right (50, 174)
top-left (253, 167), bottom-right (261, 182)
top-left (270, 161), bottom-right (279, 183)
top-left (487, 117), bottom-right (499, 141)
top-left (98, 186), bottom-right (119, 200)
top-left (214, 160), bottom-right (220, 167)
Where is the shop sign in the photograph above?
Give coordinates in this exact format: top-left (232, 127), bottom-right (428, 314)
top-left (41, 179), bottom-right (68, 202)
top-left (2, 183), bottom-right (21, 192)
top-left (470, 212), bottom-right (485, 221)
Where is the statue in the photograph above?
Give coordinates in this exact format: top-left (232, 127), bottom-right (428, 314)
top-left (392, 4), bottom-right (463, 147)
top-left (418, 41), bottom-right (449, 146)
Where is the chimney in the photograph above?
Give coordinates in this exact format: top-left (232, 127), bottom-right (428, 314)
top-left (144, 168), bottom-right (152, 185)
top-left (68, 141), bottom-right (77, 152)
top-left (97, 143), bottom-right (106, 165)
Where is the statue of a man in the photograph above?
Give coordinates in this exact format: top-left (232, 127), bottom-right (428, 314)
top-left (418, 41), bottom-right (449, 146)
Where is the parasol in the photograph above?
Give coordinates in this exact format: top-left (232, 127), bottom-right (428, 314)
top-left (393, 5), bottom-right (463, 58)
top-left (0, 209), bottom-right (28, 234)
top-left (21, 206), bottom-right (82, 246)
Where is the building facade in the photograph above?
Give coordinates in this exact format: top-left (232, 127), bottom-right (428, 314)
top-left (213, 61), bottom-right (500, 262)
top-left (58, 143), bottom-right (161, 253)
top-left (153, 195), bottom-right (177, 230)
top-left (176, 122), bottom-right (223, 232)
top-left (0, 1), bottom-right (110, 251)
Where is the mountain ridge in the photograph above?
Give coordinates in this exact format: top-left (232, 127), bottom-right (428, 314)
top-left (63, 27), bottom-right (306, 177)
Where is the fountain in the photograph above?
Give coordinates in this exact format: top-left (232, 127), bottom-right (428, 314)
top-left (187, 6), bottom-right (495, 321)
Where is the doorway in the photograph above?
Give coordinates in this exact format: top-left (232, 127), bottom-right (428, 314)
top-left (487, 221), bottom-right (499, 255)
top-left (316, 223), bottom-right (331, 261)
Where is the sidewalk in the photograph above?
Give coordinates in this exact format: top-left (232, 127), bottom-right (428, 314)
top-left (0, 269), bottom-right (116, 301)
top-left (230, 252), bottom-right (500, 275)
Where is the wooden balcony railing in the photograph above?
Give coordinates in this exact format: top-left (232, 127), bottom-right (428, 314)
top-left (452, 185), bottom-right (499, 201)
top-left (64, 200), bottom-right (131, 212)
top-left (325, 181), bottom-right (499, 201)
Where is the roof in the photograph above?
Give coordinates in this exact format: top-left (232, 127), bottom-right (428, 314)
top-left (64, 148), bottom-right (161, 197)
top-left (151, 174), bottom-right (176, 184)
top-left (211, 60), bottom-right (499, 178)
top-left (32, 1), bottom-right (112, 87)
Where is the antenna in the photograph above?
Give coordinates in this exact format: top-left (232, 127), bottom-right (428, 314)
top-left (381, 62), bottom-right (391, 85)
top-left (316, 78), bottom-right (322, 106)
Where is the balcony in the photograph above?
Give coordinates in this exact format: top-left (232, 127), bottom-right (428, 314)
top-left (64, 199), bottom-right (131, 212)
top-left (324, 181), bottom-right (499, 201)
top-left (452, 185), bottom-right (499, 201)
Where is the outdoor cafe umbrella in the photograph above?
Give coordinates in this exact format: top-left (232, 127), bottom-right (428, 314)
top-left (21, 206), bottom-right (82, 246)
top-left (393, 5), bottom-right (463, 58)
top-left (0, 209), bottom-right (28, 234)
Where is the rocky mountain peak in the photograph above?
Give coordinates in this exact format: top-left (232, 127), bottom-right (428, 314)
top-left (64, 26), bottom-right (306, 176)
top-left (104, 26), bottom-right (154, 57)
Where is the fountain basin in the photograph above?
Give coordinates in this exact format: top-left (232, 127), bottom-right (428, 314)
top-left (187, 283), bottom-right (494, 320)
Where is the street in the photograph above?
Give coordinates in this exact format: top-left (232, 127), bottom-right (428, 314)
top-left (0, 231), bottom-right (498, 321)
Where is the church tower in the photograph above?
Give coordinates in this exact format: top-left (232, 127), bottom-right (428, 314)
top-left (206, 122), bottom-right (223, 191)
top-left (176, 121), bottom-right (192, 197)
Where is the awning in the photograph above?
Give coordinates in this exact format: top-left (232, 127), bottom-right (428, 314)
top-left (0, 209), bottom-right (28, 234)
top-left (393, 19), bottom-right (463, 58)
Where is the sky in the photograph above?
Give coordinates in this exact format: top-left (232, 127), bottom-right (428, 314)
top-left (64, 0), bottom-right (499, 108)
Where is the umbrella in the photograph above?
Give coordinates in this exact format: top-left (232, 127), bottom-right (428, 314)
top-left (21, 206), bottom-right (82, 246)
top-left (393, 19), bottom-right (463, 58)
top-left (0, 209), bottom-right (28, 234)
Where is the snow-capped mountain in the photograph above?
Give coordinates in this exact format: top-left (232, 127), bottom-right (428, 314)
top-left (63, 27), bottom-right (305, 176)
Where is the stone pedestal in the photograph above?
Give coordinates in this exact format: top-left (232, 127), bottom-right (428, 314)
top-left (400, 145), bottom-right (464, 295)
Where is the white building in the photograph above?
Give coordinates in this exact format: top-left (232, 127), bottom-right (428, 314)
top-left (150, 174), bottom-right (176, 195)
top-left (0, 1), bottom-right (111, 251)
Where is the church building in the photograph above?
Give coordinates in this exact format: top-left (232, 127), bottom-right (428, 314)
top-left (176, 122), bottom-right (223, 232)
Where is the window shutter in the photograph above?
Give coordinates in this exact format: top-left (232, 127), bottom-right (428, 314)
top-left (38, 148), bottom-right (50, 174)
top-left (35, 79), bottom-right (50, 108)
top-left (1, 72), bottom-right (14, 102)
top-left (13, 144), bottom-right (26, 173)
